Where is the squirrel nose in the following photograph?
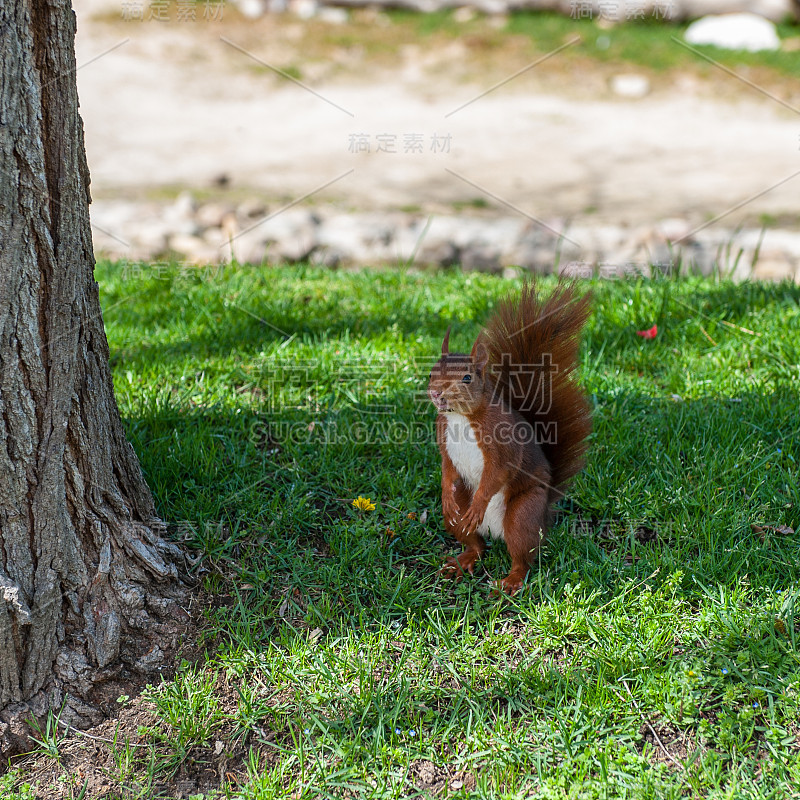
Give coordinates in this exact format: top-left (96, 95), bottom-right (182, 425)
top-left (430, 389), bottom-right (441, 399)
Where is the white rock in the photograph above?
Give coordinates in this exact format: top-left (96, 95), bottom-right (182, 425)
top-left (610, 74), bottom-right (650, 99)
top-left (171, 190), bottom-right (195, 218)
top-left (752, 251), bottom-right (796, 281)
top-left (474, 1), bottom-right (507, 15)
top-left (394, 219), bottom-right (458, 266)
top-left (507, 225), bottom-right (563, 273)
top-left (315, 214), bottom-right (397, 263)
top-left (231, 0), bottom-right (266, 19)
top-left (195, 202), bottom-right (233, 230)
top-left (309, 249), bottom-right (342, 268)
top-left (290, 0), bottom-right (319, 20)
top-left (202, 227), bottom-right (229, 248)
top-left (461, 243), bottom-right (502, 273)
top-left (168, 234), bottom-right (218, 265)
top-left (90, 200), bottom-right (138, 228)
top-left (205, 226), bottom-right (237, 264)
top-left (442, 216), bottom-right (527, 251)
top-left (735, 228), bottom-right (800, 256)
top-left (228, 228), bottom-right (269, 265)
top-left (656, 218), bottom-right (692, 243)
top-left (317, 7), bottom-right (349, 23)
top-left (257, 208), bottom-right (319, 262)
top-left (684, 13), bottom-right (781, 52)
top-left (678, 232), bottom-right (721, 276)
top-left (160, 192), bottom-right (199, 237)
top-left (401, 216), bottom-right (527, 268)
top-left (127, 223), bottom-right (170, 258)
top-left (237, 198), bottom-right (267, 220)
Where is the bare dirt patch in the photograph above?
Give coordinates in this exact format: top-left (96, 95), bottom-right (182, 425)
top-left (410, 758), bottom-right (478, 795)
top-left (1, 588), bottom-right (252, 800)
top-left (637, 719), bottom-right (698, 770)
top-left (76, 2), bottom-right (800, 228)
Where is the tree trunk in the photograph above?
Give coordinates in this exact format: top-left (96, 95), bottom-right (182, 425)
top-left (0, 1), bottom-right (187, 758)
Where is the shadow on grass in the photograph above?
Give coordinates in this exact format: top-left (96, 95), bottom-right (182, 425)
top-left (121, 379), bottom-right (800, 788)
top-left (106, 271), bottom-right (800, 370)
top-left (125, 383), bottom-right (799, 633)
top-left (97, 266), bottom-right (800, 791)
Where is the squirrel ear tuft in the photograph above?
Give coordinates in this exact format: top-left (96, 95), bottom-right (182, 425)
top-left (471, 336), bottom-right (489, 374)
top-left (441, 326), bottom-right (451, 356)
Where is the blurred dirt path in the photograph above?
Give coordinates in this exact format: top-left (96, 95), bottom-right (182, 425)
top-left (75, 1), bottom-right (800, 227)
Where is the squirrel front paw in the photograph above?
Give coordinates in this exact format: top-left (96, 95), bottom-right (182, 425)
top-left (459, 503), bottom-right (485, 536)
top-left (442, 495), bottom-right (460, 528)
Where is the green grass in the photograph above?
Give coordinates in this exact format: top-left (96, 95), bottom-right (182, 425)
top-left (421, 10), bottom-right (800, 80)
top-left (16, 263), bottom-right (800, 797)
top-left (228, 8), bottom-right (800, 92)
top-left (0, 771), bottom-right (36, 800)
top-left (503, 12), bottom-right (800, 78)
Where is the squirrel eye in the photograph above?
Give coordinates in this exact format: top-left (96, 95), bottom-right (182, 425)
top-left (462, 374), bottom-right (472, 384)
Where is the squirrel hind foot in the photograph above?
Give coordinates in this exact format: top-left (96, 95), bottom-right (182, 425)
top-left (492, 568), bottom-right (528, 598)
top-left (440, 550), bottom-right (481, 581)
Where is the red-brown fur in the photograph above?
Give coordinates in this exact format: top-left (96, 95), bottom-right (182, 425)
top-left (428, 281), bottom-right (592, 595)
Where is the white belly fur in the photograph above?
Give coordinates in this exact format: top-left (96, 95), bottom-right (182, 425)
top-left (445, 413), bottom-right (507, 541)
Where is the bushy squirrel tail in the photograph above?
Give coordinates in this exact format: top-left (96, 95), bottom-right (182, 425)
top-left (482, 281), bottom-right (592, 500)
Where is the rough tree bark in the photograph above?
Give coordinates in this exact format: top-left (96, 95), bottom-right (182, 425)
top-left (0, 1), bottom-right (187, 758)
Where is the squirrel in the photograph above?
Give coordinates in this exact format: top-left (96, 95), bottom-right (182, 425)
top-left (428, 281), bottom-right (592, 595)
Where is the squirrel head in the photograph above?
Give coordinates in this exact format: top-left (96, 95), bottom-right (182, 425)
top-left (428, 329), bottom-right (490, 415)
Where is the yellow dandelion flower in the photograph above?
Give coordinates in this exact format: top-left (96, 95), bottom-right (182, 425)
top-left (352, 496), bottom-right (376, 512)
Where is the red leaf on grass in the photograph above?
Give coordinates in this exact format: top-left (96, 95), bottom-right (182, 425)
top-left (636, 324), bottom-right (658, 339)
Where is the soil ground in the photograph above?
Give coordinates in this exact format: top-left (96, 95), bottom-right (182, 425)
top-left (76, 1), bottom-right (800, 229)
